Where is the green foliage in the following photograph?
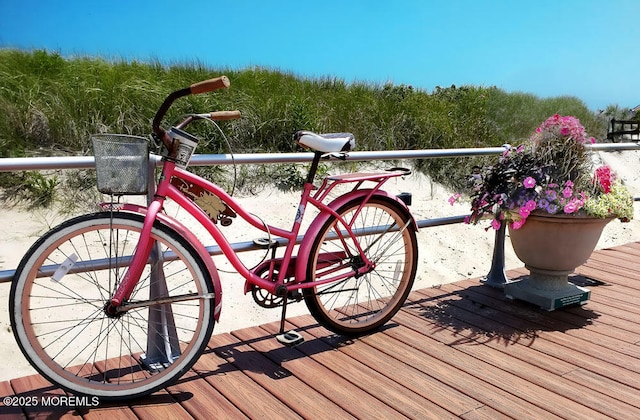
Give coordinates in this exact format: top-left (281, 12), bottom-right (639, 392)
top-left (272, 164), bottom-right (308, 191)
top-left (4, 171), bottom-right (60, 207)
top-left (25, 172), bottom-right (59, 206)
top-left (0, 48), bottom-right (621, 200)
top-left (583, 182), bottom-right (634, 221)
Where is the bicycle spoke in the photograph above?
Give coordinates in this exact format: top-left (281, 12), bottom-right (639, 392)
top-left (305, 197), bottom-right (417, 334)
top-left (11, 212), bottom-right (214, 400)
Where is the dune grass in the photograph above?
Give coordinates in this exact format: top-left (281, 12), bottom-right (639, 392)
top-left (0, 49), bottom-right (631, 206)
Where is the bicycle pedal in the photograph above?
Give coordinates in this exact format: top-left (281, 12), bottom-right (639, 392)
top-left (276, 330), bottom-right (304, 347)
top-left (253, 237), bottom-right (279, 249)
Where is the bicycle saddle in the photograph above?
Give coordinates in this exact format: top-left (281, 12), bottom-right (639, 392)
top-left (295, 131), bottom-right (355, 153)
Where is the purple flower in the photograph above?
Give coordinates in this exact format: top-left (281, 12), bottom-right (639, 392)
top-left (537, 198), bottom-right (550, 210)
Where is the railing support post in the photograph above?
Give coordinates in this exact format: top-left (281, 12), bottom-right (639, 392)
top-left (481, 221), bottom-right (509, 288)
top-left (141, 156), bottom-right (181, 368)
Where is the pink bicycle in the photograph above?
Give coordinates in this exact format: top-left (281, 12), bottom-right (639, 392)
top-left (9, 76), bottom-right (418, 401)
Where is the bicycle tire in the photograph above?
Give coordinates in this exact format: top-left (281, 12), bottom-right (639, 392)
top-left (304, 195), bottom-right (418, 335)
top-left (10, 212), bottom-right (216, 401)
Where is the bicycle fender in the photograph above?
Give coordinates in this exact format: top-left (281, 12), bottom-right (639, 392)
top-left (99, 203), bottom-right (223, 321)
top-left (294, 190), bottom-right (417, 283)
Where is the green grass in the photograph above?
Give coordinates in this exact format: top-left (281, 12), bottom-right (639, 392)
top-left (0, 48), bottom-right (636, 206)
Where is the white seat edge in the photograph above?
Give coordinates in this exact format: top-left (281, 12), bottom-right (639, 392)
top-left (295, 131), bottom-right (355, 153)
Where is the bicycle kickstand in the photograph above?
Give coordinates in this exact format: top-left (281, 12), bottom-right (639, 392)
top-left (275, 289), bottom-right (304, 347)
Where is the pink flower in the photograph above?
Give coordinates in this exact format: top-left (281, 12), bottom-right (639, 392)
top-left (523, 177), bottom-right (536, 188)
top-left (491, 219), bottom-right (501, 230)
top-left (519, 207), bottom-right (531, 218)
top-left (448, 193), bottom-right (462, 206)
top-left (594, 166), bottom-right (614, 193)
top-left (564, 200), bottom-right (579, 213)
top-left (562, 186), bottom-right (573, 198)
top-left (525, 200), bottom-right (537, 211)
top-left (511, 219), bottom-right (526, 230)
top-left (565, 180), bottom-right (574, 188)
top-left (533, 114), bottom-right (590, 144)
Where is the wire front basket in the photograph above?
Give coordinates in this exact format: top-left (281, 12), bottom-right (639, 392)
top-left (92, 134), bottom-right (149, 195)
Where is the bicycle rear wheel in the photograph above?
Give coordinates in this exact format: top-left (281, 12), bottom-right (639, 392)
top-left (10, 212), bottom-right (215, 401)
top-left (304, 196), bottom-right (418, 335)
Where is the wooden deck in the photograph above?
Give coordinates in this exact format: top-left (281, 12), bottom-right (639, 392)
top-left (2, 242), bottom-right (639, 419)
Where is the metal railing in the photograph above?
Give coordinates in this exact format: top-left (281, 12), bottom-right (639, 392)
top-left (1, 142), bottom-right (638, 284)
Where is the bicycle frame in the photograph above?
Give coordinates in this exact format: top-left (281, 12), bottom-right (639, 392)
top-left (108, 153), bottom-right (413, 309)
top-left (10, 76), bottom-right (422, 401)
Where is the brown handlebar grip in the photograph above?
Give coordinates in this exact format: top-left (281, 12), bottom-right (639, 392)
top-left (209, 110), bottom-right (241, 120)
top-left (190, 76), bottom-right (230, 94)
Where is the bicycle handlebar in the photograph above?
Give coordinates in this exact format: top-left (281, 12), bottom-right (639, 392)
top-left (173, 111), bottom-right (241, 132)
top-left (190, 76), bottom-right (230, 94)
top-left (152, 75), bottom-right (237, 158)
top-left (207, 110), bottom-right (242, 120)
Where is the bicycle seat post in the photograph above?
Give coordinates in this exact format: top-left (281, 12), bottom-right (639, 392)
top-left (305, 152), bottom-right (323, 184)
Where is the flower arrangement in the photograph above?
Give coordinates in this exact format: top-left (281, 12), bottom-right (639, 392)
top-left (451, 114), bottom-right (634, 230)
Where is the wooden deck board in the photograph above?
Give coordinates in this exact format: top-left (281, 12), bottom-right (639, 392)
top-left (269, 319), bottom-right (464, 418)
top-left (287, 318), bottom-right (482, 416)
top-left (2, 242), bottom-right (640, 419)
top-left (394, 299), bottom-right (612, 419)
top-left (212, 329), bottom-right (351, 419)
top-left (405, 286), bottom-right (640, 418)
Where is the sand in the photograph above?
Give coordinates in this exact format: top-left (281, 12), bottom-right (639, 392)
top-left (1, 151), bottom-right (638, 382)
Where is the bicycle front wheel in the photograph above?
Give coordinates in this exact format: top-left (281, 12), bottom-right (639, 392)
top-left (304, 196), bottom-right (418, 335)
top-left (10, 212), bottom-right (215, 401)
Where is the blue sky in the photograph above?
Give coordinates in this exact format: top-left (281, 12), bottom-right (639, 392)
top-left (1, 0), bottom-right (639, 111)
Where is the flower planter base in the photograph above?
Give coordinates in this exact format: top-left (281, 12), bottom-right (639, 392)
top-left (505, 213), bottom-right (612, 311)
top-left (504, 266), bottom-right (590, 311)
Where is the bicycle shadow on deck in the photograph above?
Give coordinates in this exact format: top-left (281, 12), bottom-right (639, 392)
top-left (5, 321), bottom-right (361, 414)
top-left (179, 320), bottom-right (360, 385)
top-left (405, 274), bottom-right (600, 347)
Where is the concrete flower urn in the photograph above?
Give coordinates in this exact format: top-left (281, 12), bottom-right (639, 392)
top-left (505, 212), bottom-right (612, 310)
